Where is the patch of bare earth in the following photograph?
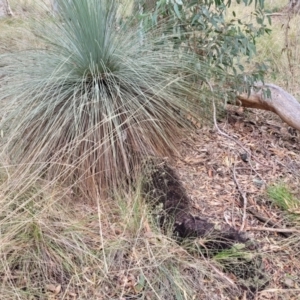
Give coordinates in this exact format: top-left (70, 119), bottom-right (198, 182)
top-left (173, 106), bottom-right (300, 299)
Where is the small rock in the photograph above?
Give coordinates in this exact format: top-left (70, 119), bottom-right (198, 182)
top-left (284, 278), bottom-right (295, 288)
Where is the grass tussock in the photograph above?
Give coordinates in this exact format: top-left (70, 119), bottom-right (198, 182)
top-left (267, 184), bottom-right (300, 219)
top-left (0, 0), bottom-right (214, 195)
top-left (1, 1), bottom-right (300, 299)
top-left (0, 1), bottom-right (232, 297)
top-left (0, 165), bottom-right (242, 299)
top-left (0, 3), bottom-right (237, 296)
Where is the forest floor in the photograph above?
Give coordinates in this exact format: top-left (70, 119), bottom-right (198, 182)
top-left (172, 105), bottom-right (300, 299)
top-left (0, 1), bottom-right (300, 300)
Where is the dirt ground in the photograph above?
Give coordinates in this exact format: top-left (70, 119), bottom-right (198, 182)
top-left (169, 105), bottom-right (300, 298)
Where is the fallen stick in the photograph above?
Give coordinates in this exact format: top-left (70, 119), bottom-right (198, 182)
top-left (236, 83), bottom-right (300, 131)
top-left (247, 226), bottom-right (300, 234)
top-left (246, 207), bottom-right (291, 238)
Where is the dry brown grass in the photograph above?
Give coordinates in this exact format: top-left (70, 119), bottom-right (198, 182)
top-left (0, 1), bottom-right (300, 299)
top-left (0, 160), bottom-right (243, 299)
top-left (0, 1), bottom-right (243, 299)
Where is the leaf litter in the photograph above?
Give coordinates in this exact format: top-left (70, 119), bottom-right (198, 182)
top-left (1, 106), bottom-right (300, 299)
top-left (168, 106), bottom-right (300, 299)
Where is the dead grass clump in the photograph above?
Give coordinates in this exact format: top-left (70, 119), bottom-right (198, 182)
top-left (8, 0), bottom-right (51, 16)
top-left (0, 168), bottom-right (245, 299)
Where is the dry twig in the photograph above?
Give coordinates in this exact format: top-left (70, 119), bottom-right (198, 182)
top-left (199, 250), bottom-right (237, 287)
top-left (247, 226), bottom-right (300, 234)
top-left (233, 163), bottom-right (248, 232)
top-left (245, 208), bottom-right (291, 238)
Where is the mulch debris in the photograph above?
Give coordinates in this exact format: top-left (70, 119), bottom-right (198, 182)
top-left (145, 106), bottom-right (300, 298)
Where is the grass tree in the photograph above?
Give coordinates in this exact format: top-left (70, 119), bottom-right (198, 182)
top-left (0, 0), bottom-right (212, 196)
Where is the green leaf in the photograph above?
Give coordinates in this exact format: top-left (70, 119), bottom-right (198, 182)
top-left (173, 3), bottom-right (181, 19)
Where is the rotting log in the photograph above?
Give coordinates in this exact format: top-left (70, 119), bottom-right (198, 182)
top-left (143, 160), bottom-right (248, 250)
top-left (236, 83), bottom-right (300, 131)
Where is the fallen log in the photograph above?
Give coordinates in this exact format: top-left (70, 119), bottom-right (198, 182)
top-left (236, 83), bottom-right (300, 131)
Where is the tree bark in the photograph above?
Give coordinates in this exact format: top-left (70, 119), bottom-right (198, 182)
top-left (0, 0), bottom-right (12, 18)
top-left (288, 0), bottom-right (300, 13)
top-left (236, 83), bottom-right (300, 131)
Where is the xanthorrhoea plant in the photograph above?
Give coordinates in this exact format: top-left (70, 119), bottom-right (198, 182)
top-left (0, 0), bottom-right (207, 195)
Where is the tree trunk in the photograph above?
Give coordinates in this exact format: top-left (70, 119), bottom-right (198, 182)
top-left (0, 0), bottom-right (12, 18)
top-left (288, 0), bottom-right (300, 13)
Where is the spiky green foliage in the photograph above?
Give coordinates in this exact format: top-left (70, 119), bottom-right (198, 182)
top-left (0, 0), bottom-right (210, 194)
